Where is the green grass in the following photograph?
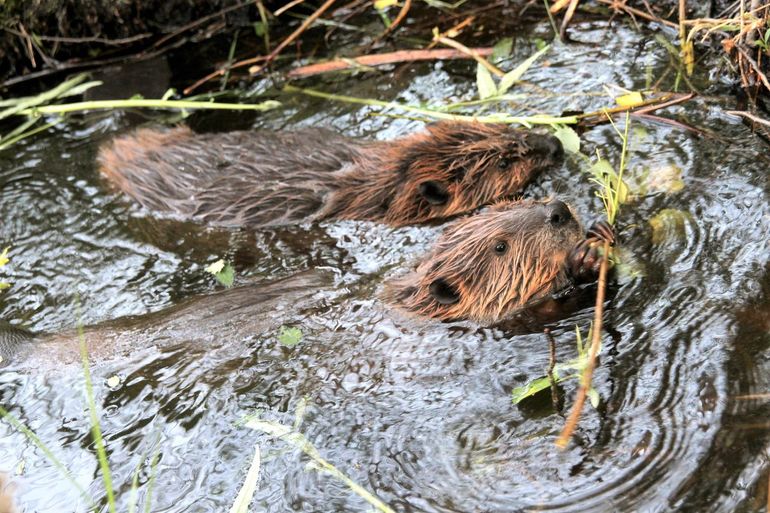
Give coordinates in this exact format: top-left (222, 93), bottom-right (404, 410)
top-left (0, 73), bottom-right (281, 152)
top-left (244, 401), bottom-right (395, 513)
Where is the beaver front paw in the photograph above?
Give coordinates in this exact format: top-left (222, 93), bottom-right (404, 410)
top-left (586, 220), bottom-right (615, 246)
top-left (567, 221), bottom-right (616, 283)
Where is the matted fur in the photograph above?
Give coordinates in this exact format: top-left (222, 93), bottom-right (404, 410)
top-left (98, 122), bottom-right (562, 228)
top-left (387, 199), bottom-right (584, 323)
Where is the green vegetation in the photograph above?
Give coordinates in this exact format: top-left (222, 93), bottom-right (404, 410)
top-left (512, 325), bottom-right (599, 407)
top-left (277, 326), bottom-right (303, 348)
top-left (244, 403), bottom-right (395, 513)
top-left (205, 259), bottom-right (235, 288)
top-left (0, 73), bottom-right (280, 152)
top-left (0, 247), bottom-right (9, 291)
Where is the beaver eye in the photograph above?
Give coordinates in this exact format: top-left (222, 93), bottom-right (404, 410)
top-left (497, 157), bottom-right (511, 170)
top-left (493, 241), bottom-right (508, 255)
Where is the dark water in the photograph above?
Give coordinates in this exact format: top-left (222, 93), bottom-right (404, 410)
top-left (1, 15), bottom-right (770, 513)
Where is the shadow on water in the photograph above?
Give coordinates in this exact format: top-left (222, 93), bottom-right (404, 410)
top-left (0, 10), bottom-right (770, 513)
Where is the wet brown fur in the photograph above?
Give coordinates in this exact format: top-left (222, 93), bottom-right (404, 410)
top-left (386, 199), bottom-right (584, 323)
top-left (98, 122), bottom-right (562, 228)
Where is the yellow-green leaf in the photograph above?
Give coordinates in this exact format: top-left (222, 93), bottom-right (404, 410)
top-left (205, 259), bottom-right (225, 274)
top-left (615, 91), bottom-right (644, 107)
top-left (374, 0), bottom-right (397, 8)
top-left (476, 63), bottom-right (497, 100)
top-left (498, 44), bottom-right (550, 95)
top-left (649, 208), bottom-right (691, 245)
top-left (553, 126), bottom-right (580, 154)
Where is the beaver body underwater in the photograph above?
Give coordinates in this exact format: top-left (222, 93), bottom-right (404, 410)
top-left (98, 122), bottom-right (563, 228)
top-left (0, 199), bottom-right (612, 367)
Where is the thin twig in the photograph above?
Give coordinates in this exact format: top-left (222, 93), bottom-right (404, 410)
top-left (433, 35), bottom-right (503, 76)
top-left (286, 47), bottom-right (494, 78)
top-left (725, 110), bottom-right (770, 127)
top-left (2, 27), bottom-right (152, 46)
top-left (559, 0), bottom-right (581, 40)
top-left (595, 0), bottom-right (679, 28)
top-left (545, 328), bottom-right (560, 412)
top-left (555, 239), bottom-right (610, 449)
top-left (274, 0), bottom-right (306, 16)
top-left (249, 0), bottom-right (338, 75)
top-left (151, 0), bottom-right (255, 49)
top-left (736, 45), bottom-right (770, 91)
top-left (378, 0), bottom-right (412, 40)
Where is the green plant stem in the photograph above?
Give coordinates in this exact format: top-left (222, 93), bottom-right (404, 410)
top-left (0, 119), bottom-right (60, 151)
top-left (78, 321), bottom-right (116, 513)
top-left (143, 446), bottom-right (161, 513)
top-left (283, 85), bottom-right (578, 125)
top-left (0, 406), bottom-right (95, 508)
top-left (246, 418), bottom-right (395, 513)
top-left (18, 99), bottom-right (281, 116)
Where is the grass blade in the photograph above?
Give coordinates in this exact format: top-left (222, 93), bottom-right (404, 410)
top-left (78, 321), bottom-right (116, 513)
top-left (229, 445), bottom-right (261, 513)
top-left (0, 406), bottom-right (95, 509)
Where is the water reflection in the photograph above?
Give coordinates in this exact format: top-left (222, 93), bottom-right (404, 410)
top-left (0, 17), bottom-right (769, 513)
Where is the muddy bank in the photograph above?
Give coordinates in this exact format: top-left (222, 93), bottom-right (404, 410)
top-left (0, 0), bottom-right (259, 83)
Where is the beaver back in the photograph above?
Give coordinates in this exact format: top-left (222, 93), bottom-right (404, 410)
top-left (99, 127), bottom-right (374, 227)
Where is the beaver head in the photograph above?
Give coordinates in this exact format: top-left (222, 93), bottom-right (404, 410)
top-left (379, 122), bottom-right (563, 226)
top-left (387, 198), bottom-right (583, 323)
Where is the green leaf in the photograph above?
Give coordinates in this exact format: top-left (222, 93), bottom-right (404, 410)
top-left (511, 376), bottom-right (553, 404)
top-left (498, 44), bottom-right (550, 95)
top-left (0, 247), bottom-right (8, 267)
top-left (490, 37), bottom-right (513, 64)
top-left (278, 326), bottom-right (303, 348)
top-left (552, 126), bottom-right (580, 154)
top-left (476, 63), bottom-right (497, 100)
top-left (253, 21), bottom-right (267, 37)
top-left (205, 259), bottom-right (235, 288)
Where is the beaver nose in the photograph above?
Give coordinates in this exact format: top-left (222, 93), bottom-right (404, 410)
top-left (545, 199), bottom-right (572, 226)
top-left (527, 133), bottom-right (564, 160)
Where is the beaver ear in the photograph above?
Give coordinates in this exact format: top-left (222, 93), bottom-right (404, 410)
top-left (429, 278), bottom-right (460, 305)
top-left (419, 181), bottom-right (449, 206)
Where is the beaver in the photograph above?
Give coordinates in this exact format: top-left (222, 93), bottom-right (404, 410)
top-left (97, 122), bottom-right (564, 228)
top-left (0, 199), bottom-right (612, 366)
top-left (387, 198), bottom-right (613, 323)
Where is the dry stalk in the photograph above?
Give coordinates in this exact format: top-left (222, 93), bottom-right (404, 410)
top-left (433, 35), bottom-right (504, 76)
top-left (555, 239), bottom-right (611, 449)
top-left (559, 0), bottom-right (581, 40)
top-left (286, 47), bottom-right (494, 78)
top-left (595, 0), bottom-right (678, 28)
top-left (545, 328), bottom-right (560, 412)
top-left (378, 0), bottom-right (412, 40)
top-left (249, 0), bottom-right (337, 75)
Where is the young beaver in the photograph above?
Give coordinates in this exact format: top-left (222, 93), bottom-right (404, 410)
top-left (97, 122), bottom-right (563, 228)
top-left (388, 198), bottom-right (613, 323)
top-left (0, 199), bottom-right (612, 366)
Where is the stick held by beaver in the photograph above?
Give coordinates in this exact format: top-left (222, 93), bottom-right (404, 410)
top-left (1, 198), bottom-right (613, 367)
top-left (98, 122), bottom-right (563, 228)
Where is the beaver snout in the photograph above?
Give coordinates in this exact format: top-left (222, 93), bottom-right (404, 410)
top-left (525, 133), bottom-right (564, 161)
top-left (545, 199), bottom-right (573, 227)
